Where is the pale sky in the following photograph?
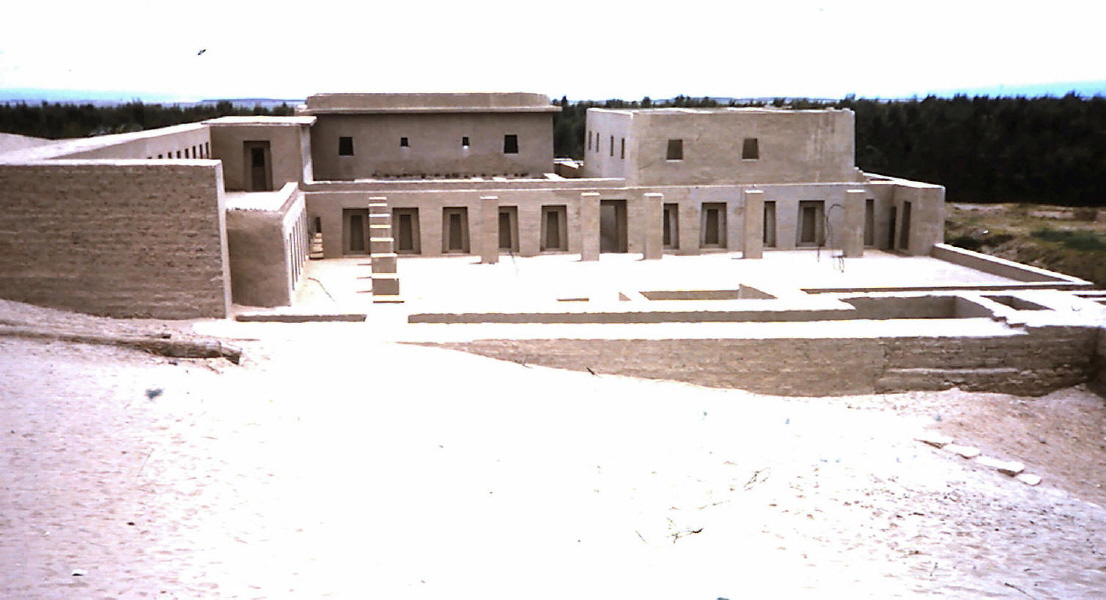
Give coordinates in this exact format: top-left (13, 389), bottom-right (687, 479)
top-left (1, 0), bottom-right (1103, 101)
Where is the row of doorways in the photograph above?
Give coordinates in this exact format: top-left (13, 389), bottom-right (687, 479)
top-left (340, 199), bottom-right (905, 256)
top-left (341, 200), bottom-right (631, 255)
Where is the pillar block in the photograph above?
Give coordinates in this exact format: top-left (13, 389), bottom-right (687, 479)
top-left (742, 189), bottom-right (764, 259)
top-left (843, 189), bottom-right (866, 258)
top-left (479, 195), bottom-right (499, 264)
top-left (580, 192), bottom-right (600, 261)
top-left (642, 192), bottom-right (663, 260)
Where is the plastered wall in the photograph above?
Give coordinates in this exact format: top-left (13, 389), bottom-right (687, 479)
top-left (584, 108), bottom-right (859, 187)
top-left (57, 124), bottom-right (211, 161)
top-left (225, 184), bottom-right (308, 307)
top-left (305, 180), bottom-right (928, 259)
top-left (0, 161), bottom-right (230, 318)
top-left (209, 123), bottom-right (312, 191)
top-left (310, 113), bottom-right (554, 180)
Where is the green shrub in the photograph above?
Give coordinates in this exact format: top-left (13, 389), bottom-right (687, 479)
top-left (1031, 228), bottom-right (1106, 251)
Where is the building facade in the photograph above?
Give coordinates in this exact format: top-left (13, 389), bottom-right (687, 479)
top-left (0, 92), bottom-right (945, 317)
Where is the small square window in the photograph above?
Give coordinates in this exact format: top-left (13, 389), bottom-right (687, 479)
top-left (666, 139), bottom-right (683, 161)
top-left (503, 134), bottom-right (519, 154)
top-left (338, 136), bottom-right (354, 156)
top-left (742, 137), bottom-right (759, 160)
top-left (462, 136), bottom-right (470, 148)
top-left (400, 137), bottom-right (409, 147)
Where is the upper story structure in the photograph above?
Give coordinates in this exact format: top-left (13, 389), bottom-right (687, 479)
top-left (583, 107), bottom-right (859, 186)
top-left (298, 92), bottom-right (560, 181)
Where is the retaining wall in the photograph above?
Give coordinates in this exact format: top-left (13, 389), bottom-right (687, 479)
top-left (430, 325), bottom-right (1099, 397)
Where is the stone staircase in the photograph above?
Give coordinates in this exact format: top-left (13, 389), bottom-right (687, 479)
top-left (368, 198), bottom-right (402, 303)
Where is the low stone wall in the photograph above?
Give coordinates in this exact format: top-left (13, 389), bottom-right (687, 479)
top-left (931, 243), bottom-right (1091, 286)
top-left (0, 162), bottom-right (230, 318)
top-left (429, 325), bottom-right (1099, 397)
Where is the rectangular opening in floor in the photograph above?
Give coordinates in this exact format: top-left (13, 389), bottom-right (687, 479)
top-left (639, 285), bottom-right (775, 301)
top-left (983, 295), bottom-right (1051, 311)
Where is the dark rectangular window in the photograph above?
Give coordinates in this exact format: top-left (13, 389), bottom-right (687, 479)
top-left (503, 134), bottom-right (519, 154)
top-left (338, 136), bottom-right (354, 156)
top-left (609, 135), bottom-right (614, 157)
top-left (462, 136), bottom-right (470, 148)
top-left (742, 137), bottom-right (759, 159)
top-left (620, 138), bottom-right (625, 159)
top-left (666, 139), bottom-right (683, 160)
top-left (400, 137), bottom-right (409, 147)
top-left (587, 131), bottom-right (592, 151)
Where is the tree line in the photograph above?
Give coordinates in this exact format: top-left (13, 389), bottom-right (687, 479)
top-left (0, 100), bottom-right (293, 139)
top-left (553, 94), bottom-right (1106, 207)
top-left (2, 95), bottom-right (1103, 206)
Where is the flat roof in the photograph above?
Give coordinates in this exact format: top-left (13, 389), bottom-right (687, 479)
top-left (205, 116), bottom-right (315, 127)
top-left (589, 107), bottom-right (846, 116)
top-left (301, 92), bottom-right (561, 115)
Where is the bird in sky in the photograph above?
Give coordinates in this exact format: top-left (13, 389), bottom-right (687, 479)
top-left (197, 49), bottom-right (207, 56)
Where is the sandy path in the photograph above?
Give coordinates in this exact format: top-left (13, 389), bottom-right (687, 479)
top-left (2, 328), bottom-right (1106, 598)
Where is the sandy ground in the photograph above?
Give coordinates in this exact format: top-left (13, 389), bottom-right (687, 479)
top-left (2, 302), bottom-right (1106, 598)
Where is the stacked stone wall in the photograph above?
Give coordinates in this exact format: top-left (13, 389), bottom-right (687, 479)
top-left (432, 326), bottom-right (1098, 397)
top-left (0, 162), bottom-right (229, 318)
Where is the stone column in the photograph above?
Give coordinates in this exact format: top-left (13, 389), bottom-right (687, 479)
top-left (479, 195), bottom-right (499, 264)
top-left (742, 189), bottom-right (764, 259)
top-left (679, 201), bottom-right (700, 255)
top-left (843, 189), bottom-right (865, 258)
top-left (580, 192), bottom-right (600, 261)
top-left (642, 192), bottom-right (663, 260)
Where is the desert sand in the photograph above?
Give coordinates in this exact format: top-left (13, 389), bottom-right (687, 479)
top-left (1, 300), bottom-right (1105, 599)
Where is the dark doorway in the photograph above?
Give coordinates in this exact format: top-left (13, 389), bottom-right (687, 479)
top-left (541, 205), bottom-right (568, 251)
top-left (887, 206), bottom-right (898, 250)
top-left (342, 209), bottom-right (370, 255)
top-left (864, 198), bottom-right (875, 246)
top-left (499, 206), bottom-right (519, 252)
top-left (662, 203), bottom-right (679, 249)
top-left (243, 141), bottom-right (272, 192)
top-left (797, 200), bottom-right (825, 246)
top-left (899, 201), bottom-right (912, 250)
top-left (700, 202), bottom-right (726, 248)
top-left (393, 208), bottom-right (421, 254)
top-left (442, 207), bottom-right (469, 253)
top-left (763, 201), bottom-right (777, 247)
top-left (599, 200), bottom-right (627, 253)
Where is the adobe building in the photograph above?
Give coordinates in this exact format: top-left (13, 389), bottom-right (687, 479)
top-left (0, 92), bottom-right (1083, 317)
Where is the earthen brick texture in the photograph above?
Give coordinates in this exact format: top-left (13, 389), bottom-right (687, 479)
top-left (0, 163), bottom-right (229, 318)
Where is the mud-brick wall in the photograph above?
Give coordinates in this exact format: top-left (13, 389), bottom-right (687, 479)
top-left (0, 161), bottom-right (230, 318)
top-left (431, 325), bottom-right (1099, 397)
